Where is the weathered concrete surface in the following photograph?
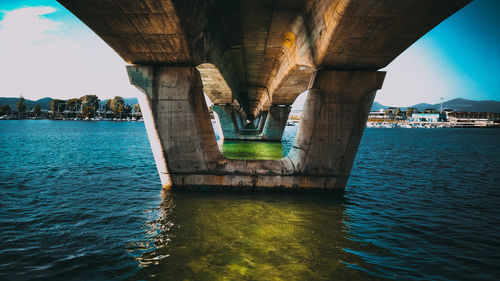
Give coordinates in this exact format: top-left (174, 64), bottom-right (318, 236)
top-left (196, 64), bottom-right (233, 104)
top-left (262, 105), bottom-right (291, 141)
top-left (211, 104), bottom-right (241, 140)
top-left (285, 70), bottom-right (386, 189)
top-left (127, 65), bottom-right (223, 187)
top-left (128, 66), bottom-right (383, 190)
top-left (57, 0), bottom-right (471, 118)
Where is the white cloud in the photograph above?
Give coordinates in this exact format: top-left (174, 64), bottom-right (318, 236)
top-left (376, 43), bottom-right (461, 107)
top-left (0, 7), bottom-right (60, 46)
top-left (0, 6), bottom-right (138, 100)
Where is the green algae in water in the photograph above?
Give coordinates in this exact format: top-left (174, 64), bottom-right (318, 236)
top-left (131, 193), bottom-right (382, 281)
top-left (221, 141), bottom-right (284, 160)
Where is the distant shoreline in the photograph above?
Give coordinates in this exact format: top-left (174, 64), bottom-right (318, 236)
top-left (0, 117), bottom-right (143, 122)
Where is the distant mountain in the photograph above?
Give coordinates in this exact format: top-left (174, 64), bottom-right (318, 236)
top-left (410, 103), bottom-right (434, 111)
top-left (372, 98), bottom-right (500, 113)
top-left (371, 101), bottom-right (387, 111)
top-left (411, 98), bottom-right (500, 113)
top-left (0, 97), bottom-right (52, 110)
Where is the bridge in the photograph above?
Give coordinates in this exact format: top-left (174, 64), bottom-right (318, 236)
top-left (57, 0), bottom-right (471, 190)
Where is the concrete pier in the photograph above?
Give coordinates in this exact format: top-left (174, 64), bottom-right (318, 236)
top-left (127, 65), bottom-right (223, 188)
top-left (286, 70), bottom-right (386, 189)
top-left (262, 105), bottom-right (291, 141)
top-left (129, 66), bottom-right (384, 190)
top-left (212, 104), bottom-right (241, 140)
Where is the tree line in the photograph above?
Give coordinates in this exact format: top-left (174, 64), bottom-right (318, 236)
top-left (0, 96), bottom-right (142, 120)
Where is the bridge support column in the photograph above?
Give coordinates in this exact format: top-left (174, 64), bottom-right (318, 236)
top-left (212, 104), bottom-right (274, 141)
top-left (127, 65), bottom-right (222, 188)
top-left (286, 70), bottom-right (386, 189)
top-left (262, 105), bottom-right (291, 141)
top-left (257, 111), bottom-right (268, 132)
top-left (212, 104), bottom-right (240, 140)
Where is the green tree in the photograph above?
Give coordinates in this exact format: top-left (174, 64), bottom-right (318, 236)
top-left (33, 104), bottom-right (41, 116)
top-left (66, 98), bottom-right (79, 112)
top-left (110, 96), bottom-right (124, 118)
top-left (423, 108), bottom-right (439, 114)
top-left (80, 95), bottom-right (99, 118)
top-left (395, 107), bottom-right (401, 117)
top-left (123, 105), bottom-right (132, 118)
top-left (384, 108), bottom-right (391, 116)
top-left (105, 99), bottom-right (112, 110)
top-left (81, 106), bottom-right (95, 118)
top-left (132, 104), bottom-right (141, 114)
top-left (16, 97), bottom-right (26, 115)
top-left (406, 108), bottom-right (414, 118)
top-left (0, 105), bottom-right (10, 116)
top-left (116, 104), bottom-right (124, 119)
top-left (50, 99), bottom-right (66, 118)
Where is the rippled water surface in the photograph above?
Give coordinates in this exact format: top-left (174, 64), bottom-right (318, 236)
top-left (1, 120), bottom-right (499, 280)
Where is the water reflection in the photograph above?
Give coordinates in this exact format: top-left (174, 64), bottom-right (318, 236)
top-left (131, 190), bottom-right (383, 280)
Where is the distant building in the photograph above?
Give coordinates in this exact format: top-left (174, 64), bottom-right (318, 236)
top-left (447, 112), bottom-right (500, 127)
top-left (408, 113), bottom-right (446, 123)
top-left (368, 109), bottom-right (386, 120)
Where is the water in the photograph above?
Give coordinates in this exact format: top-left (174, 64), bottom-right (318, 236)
top-left (1, 120), bottom-right (499, 280)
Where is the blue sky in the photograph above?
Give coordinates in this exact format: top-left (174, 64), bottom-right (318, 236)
top-left (0, 0), bottom-right (499, 106)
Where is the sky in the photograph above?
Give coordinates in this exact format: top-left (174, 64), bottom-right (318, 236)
top-left (0, 0), bottom-right (499, 107)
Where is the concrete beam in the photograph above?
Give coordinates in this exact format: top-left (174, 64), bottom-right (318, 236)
top-left (59, 0), bottom-right (471, 120)
top-left (197, 63), bottom-right (233, 104)
top-left (307, 0), bottom-right (472, 68)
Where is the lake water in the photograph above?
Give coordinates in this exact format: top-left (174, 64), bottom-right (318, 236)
top-left (1, 120), bottom-right (499, 280)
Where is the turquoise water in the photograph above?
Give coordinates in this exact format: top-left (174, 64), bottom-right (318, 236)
top-left (1, 120), bottom-right (499, 280)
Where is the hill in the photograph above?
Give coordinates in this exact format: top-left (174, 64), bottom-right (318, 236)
top-left (370, 101), bottom-right (387, 111)
top-left (411, 98), bottom-right (500, 113)
top-left (372, 98), bottom-right (500, 113)
top-left (0, 97), bottom-right (52, 110)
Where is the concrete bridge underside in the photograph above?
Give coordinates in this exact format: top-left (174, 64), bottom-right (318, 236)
top-left (58, 0), bottom-right (471, 190)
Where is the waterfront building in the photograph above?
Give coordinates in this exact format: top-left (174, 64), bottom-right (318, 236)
top-left (447, 112), bottom-right (500, 127)
top-left (368, 109), bottom-right (386, 120)
top-left (408, 113), bottom-right (446, 123)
